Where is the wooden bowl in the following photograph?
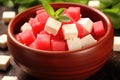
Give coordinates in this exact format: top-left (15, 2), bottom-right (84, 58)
top-left (7, 2), bottom-right (114, 80)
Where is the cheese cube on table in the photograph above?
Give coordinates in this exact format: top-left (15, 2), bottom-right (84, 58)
top-left (78, 18), bottom-right (93, 35)
top-left (88, 0), bottom-right (100, 8)
top-left (80, 34), bottom-right (97, 48)
top-left (44, 17), bottom-right (62, 36)
top-left (20, 22), bottom-right (32, 32)
top-left (2, 11), bottom-right (16, 23)
top-left (67, 38), bottom-right (82, 51)
top-left (0, 55), bottom-right (11, 70)
top-left (62, 23), bottom-right (78, 40)
top-left (113, 36), bottom-right (120, 51)
top-left (0, 34), bottom-right (7, 48)
top-left (2, 76), bottom-right (18, 80)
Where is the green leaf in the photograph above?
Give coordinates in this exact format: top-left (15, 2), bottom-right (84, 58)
top-left (3, 0), bottom-right (14, 8)
top-left (54, 0), bottom-right (64, 2)
top-left (79, 0), bottom-right (89, 4)
top-left (41, 1), bottom-right (70, 22)
top-left (42, 1), bottom-right (55, 17)
top-left (57, 15), bottom-right (70, 22)
top-left (55, 8), bottom-right (64, 16)
top-left (18, 5), bottom-right (29, 13)
top-left (15, 0), bottom-right (35, 4)
top-left (99, 0), bottom-right (113, 9)
top-left (63, 0), bottom-right (88, 4)
top-left (103, 9), bottom-right (120, 29)
top-left (113, 2), bottom-right (120, 8)
top-left (108, 13), bottom-right (120, 29)
top-left (103, 8), bottom-right (120, 14)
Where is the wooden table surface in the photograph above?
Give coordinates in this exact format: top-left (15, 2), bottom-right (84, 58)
top-left (0, 6), bottom-right (120, 80)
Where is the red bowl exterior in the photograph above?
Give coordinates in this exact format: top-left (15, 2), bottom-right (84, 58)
top-left (7, 2), bottom-right (114, 80)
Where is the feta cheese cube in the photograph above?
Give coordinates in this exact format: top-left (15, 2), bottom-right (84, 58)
top-left (20, 22), bottom-right (32, 32)
top-left (2, 76), bottom-right (18, 80)
top-left (88, 0), bottom-right (100, 8)
top-left (62, 24), bottom-right (78, 40)
top-left (113, 36), bottom-right (120, 51)
top-left (44, 17), bottom-right (62, 36)
top-left (0, 55), bottom-right (11, 70)
top-left (78, 18), bottom-right (93, 35)
top-left (80, 34), bottom-right (97, 48)
top-left (2, 11), bottom-right (16, 23)
top-left (67, 38), bottom-right (82, 51)
top-left (0, 34), bottom-right (7, 48)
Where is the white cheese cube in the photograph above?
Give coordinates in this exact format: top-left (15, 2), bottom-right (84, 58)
top-left (62, 24), bottom-right (78, 40)
top-left (44, 17), bottom-right (62, 36)
top-left (2, 76), bottom-right (18, 80)
top-left (2, 11), bottom-right (16, 23)
top-left (20, 22), bottom-right (32, 32)
top-left (67, 38), bottom-right (82, 51)
top-left (78, 18), bottom-right (93, 35)
top-left (0, 34), bottom-right (7, 48)
top-left (80, 34), bottom-right (97, 48)
top-left (113, 36), bottom-right (120, 51)
top-left (0, 55), bottom-right (11, 70)
top-left (88, 0), bottom-right (100, 8)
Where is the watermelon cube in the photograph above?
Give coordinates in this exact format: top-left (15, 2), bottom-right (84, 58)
top-left (51, 40), bottom-right (67, 51)
top-left (16, 30), bottom-right (35, 45)
top-left (93, 21), bottom-right (105, 39)
top-left (16, 34), bottom-right (23, 43)
top-left (29, 18), bottom-right (42, 36)
top-left (36, 9), bottom-right (45, 15)
top-left (35, 11), bottom-right (49, 27)
top-left (66, 7), bottom-right (80, 21)
top-left (40, 30), bottom-right (49, 34)
top-left (52, 26), bottom-right (64, 40)
top-left (75, 22), bottom-right (85, 38)
top-left (63, 8), bottom-right (67, 14)
top-left (29, 33), bottom-right (51, 50)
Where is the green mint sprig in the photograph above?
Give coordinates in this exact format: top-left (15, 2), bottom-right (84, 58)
top-left (42, 1), bottom-right (70, 22)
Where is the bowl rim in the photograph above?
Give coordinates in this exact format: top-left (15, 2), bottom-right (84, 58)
top-left (8, 2), bottom-right (113, 54)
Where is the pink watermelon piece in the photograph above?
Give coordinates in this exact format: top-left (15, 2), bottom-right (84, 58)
top-left (75, 22), bottom-right (85, 38)
top-left (16, 34), bottom-right (23, 43)
top-left (35, 11), bottom-right (49, 27)
top-left (16, 30), bottom-right (35, 45)
top-left (29, 18), bottom-right (42, 36)
top-left (63, 8), bottom-right (67, 14)
top-left (51, 40), bottom-right (67, 51)
top-left (66, 7), bottom-right (80, 21)
top-left (40, 30), bottom-right (49, 34)
top-left (29, 33), bottom-right (51, 50)
top-left (36, 9), bottom-right (45, 15)
top-left (93, 21), bottom-right (105, 39)
top-left (52, 26), bottom-right (64, 40)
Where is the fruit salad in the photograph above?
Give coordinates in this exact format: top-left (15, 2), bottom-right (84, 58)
top-left (16, 3), bottom-right (106, 51)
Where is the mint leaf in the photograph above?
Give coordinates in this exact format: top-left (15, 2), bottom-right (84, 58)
top-left (55, 8), bottom-right (64, 16)
top-left (41, 1), bottom-right (70, 22)
top-left (42, 1), bottom-right (55, 17)
top-left (57, 15), bottom-right (70, 22)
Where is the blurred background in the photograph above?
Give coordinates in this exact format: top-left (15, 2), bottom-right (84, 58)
top-left (0, 0), bottom-right (120, 29)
